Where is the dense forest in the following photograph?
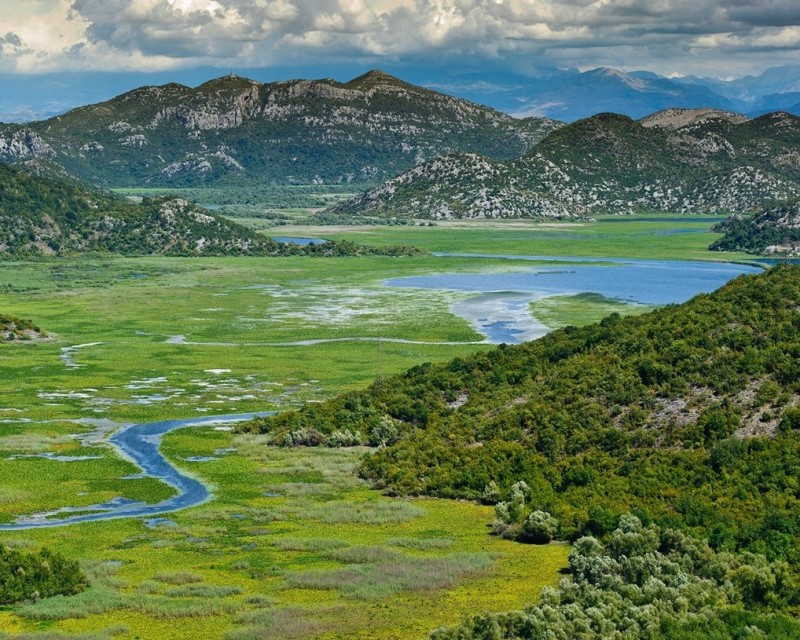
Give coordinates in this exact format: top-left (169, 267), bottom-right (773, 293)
top-left (0, 545), bottom-right (87, 605)
top-left (710, 200), bottom-right (800, 256)
top-left (0, 164), bottom-right (422, 258)
top-left (243, 266), bottom-right (800, 561)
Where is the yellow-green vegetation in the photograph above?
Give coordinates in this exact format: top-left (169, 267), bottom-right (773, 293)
top-left (0, 255), bottom-right (501, 426)
top-left (531, 292), bottom-right (654, 329)
top-left (280, 215), bottom-right (755, 262)
top-left (0, 431), bottom-right (568, 639)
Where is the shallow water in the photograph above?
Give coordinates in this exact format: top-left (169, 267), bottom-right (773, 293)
top-left (388, 257), bottom-right (762, 344)
top-left (0, 412), bottom-right (272, 530)
top-left (272, 236), bottom-right (326, 245)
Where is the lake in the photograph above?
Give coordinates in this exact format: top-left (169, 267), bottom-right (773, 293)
top-left (388, 256), bottom-right (763, 343)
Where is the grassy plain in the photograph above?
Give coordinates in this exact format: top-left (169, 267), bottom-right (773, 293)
top-left (532, 293), bottom-right (656, 328)
top-left (1, 437), bottom-right (568, 640)
top-left (281, 214), bottom-right (753, 262)
top-left (0, 215), bottom-right (750, 638)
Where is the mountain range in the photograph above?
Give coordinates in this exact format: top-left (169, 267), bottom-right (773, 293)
top-left (3, 64), bottom-right (800, 125)
top-left (422, 64), bottom-right (800, 121)
top-left (0, 71), bottom-right (558, 189)
top-left (3, 69), bottom-right (799, 224)
top-left (334, 109), bottom-right (800, 219)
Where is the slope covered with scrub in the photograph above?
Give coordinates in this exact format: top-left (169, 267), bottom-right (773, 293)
top-left (245, 266), bottom-right (800, 560)
top-left (333, 110), bottom-right (800, 219)
top-left (0, 163), bottom-right (421, 257)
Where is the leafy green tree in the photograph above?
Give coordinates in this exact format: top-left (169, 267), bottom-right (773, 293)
top-left (522, 510), bottom-right (559, 544)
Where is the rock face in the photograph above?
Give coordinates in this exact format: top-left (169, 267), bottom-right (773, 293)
top-left (334, 110), bottom-right (800, 219)
top-left (639, 108), bottom-right (749, 130)
top-left (0, 71), bottom-right (560, 188)
top-left (0, 130), bottom-right (54, 160)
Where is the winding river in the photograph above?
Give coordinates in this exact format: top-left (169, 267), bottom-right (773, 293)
top-left (0, 413), bottom-right (271, 530)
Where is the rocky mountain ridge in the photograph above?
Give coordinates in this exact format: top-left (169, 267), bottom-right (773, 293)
top-left (0, 71), bottom-right (560, 188)
top-left (333, 110), bottom-right (800, 219)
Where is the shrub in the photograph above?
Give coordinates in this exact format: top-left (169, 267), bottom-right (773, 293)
top-left (521, 511), bottom-right (559, 544)
top-left (0, 545), bottom-right (87, 605)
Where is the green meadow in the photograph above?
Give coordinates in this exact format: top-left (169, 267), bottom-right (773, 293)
top-left (0, 216), bottom-right (751, 638)
top-left (282, 214), bottom-right (751, 261)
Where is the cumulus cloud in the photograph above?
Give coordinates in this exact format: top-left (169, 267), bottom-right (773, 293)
top-left (0, 0), bottom-right (797, 77)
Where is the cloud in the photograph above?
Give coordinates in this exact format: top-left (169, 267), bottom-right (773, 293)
top-left (0, 0), bottom-right (797, 77)
top-left (726, 0), bottom-right (800, 28)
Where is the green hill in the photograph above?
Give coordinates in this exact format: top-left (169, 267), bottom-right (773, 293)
top-left (333, 110), bottom-right (800, 219)
top-left (244, 265), bottom-right (800, 560)
top-left (0, 163), bottom-right (421, 257)
top-left (710, 200), bottom-right (800, 255)
top-left (0, 71), bottom-right (559, 188)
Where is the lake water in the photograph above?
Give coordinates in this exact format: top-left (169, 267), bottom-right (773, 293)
top-left (388, 257), bottom-right (762, 343)
top-left (272, 236), bottom-right (326, 246)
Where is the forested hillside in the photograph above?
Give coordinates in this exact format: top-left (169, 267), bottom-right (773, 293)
top-left (244, 266), bottom-right (800, 560)
top-left (711, 200), bottom-right (800, 255)
top-left (0, 164), bottom-right (421, 257)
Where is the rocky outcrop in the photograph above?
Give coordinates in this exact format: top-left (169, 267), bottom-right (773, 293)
top-left (0, 129), bottom-right (54, 161)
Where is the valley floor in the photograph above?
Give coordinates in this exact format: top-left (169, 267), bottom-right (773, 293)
top-left (0, 216), bottom-right (756, 638)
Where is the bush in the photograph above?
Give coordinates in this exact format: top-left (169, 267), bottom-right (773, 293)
top-left (430, 516), bottom-right (800, 640)
top-left (521, 510), bottom-right (559, 544)
top-left (778, 407), bottom-right (800, 433)
top-left (0, 545), bottom-right (87, 604)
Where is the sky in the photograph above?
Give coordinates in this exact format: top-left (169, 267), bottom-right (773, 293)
top-left (1, 1), bottom-right (799, 120)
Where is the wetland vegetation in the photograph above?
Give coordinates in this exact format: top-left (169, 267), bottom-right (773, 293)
top-left (0, 214), bottom-right (783, 638)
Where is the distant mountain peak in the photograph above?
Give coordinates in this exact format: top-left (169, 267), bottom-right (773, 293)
top-left (586, 67), bottom-right (650, 91)
top-left (196, 74), bottom-right (260, 92)
top-left (352, 69), bottom-right (399, 81)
